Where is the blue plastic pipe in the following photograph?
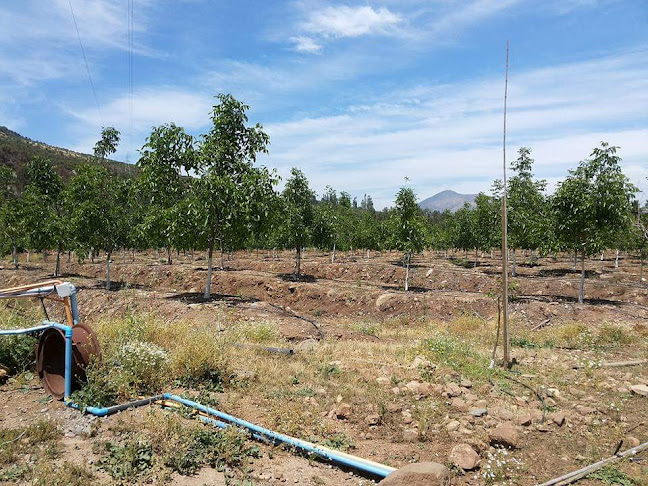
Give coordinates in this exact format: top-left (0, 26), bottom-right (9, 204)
top-left (1, 323), bottom-right (395, 478)
top-left (163, 393), bottom-right (396, 478)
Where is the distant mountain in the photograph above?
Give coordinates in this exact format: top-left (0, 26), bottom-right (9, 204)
top-left (419, 190), bottom-right (477, 212)
top-left (0, 126), bottom-right (137, 189)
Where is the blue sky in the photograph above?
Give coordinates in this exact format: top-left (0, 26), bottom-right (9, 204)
top-left (1, 0), bottom-right (647, 208)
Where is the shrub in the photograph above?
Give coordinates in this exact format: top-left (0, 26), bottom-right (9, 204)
top-left (115, 340), bottom-right (169, 393)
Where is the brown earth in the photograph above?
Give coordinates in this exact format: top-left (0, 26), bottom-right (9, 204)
top-left (1, 249), bottom-right (647, 485)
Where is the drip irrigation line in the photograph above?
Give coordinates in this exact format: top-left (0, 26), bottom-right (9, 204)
top-left (502, 374), bottom-right (546, 423)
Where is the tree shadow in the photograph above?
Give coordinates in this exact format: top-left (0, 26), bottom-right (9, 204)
top-left (379, 284), bottom-right (430, 293)
top-left (537, 268), bottom-right (599, 279)
top-left (94, 281), bottom-right (148, 291)
top-left (167, 292), bottom-right (260, 305)
top-left (388, 260), bottom-right (425, 269)
top-left (517, 294), bottom-right (623, 307)
top-left (278, 273), bottom-right (318, 283)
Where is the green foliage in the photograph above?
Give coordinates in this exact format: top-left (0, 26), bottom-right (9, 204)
top-left (553, 142), bottom-right (636, 254)
top-left (0, 333), bottom-right (37, 374)
top-left (93, 126), bottom-right (120, 161)
top-left (322, 433), bottom-right (356, 451)
top-left (98, 438), bottom-right (154, 480)
top-left (278, 168), bottom-right (315, 274)
top-left (587, 465), bottom-right (637, 485)
top-left (422, 333), bottom-right (491, 380)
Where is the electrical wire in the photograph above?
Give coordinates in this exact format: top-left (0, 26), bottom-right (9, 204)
top-left (67, 0), bottom-right (104, 126)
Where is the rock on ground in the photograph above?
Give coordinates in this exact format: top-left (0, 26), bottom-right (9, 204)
top-left (378, 462), bottom-right (451, 486)
top-left (448, 443), bottom-right (480, 470)
top-left (489, 422), bottom-right (519, 449)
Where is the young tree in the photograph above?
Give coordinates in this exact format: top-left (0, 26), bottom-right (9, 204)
top-left (67, 165), bottom-right (125, 290)
top-left (391, 186), bottom-right (426, 291)
top-left (93, 126), bottom-right (121, 162)
top-left (473, 193), bottom-right (501, 265)
top-left (553, 143), bottom-right (636, 303)
top-left (189, 94), bottom-right (272, 298)
top-left (507, 147), bottom-right (548, 276)
top-left (137, 123), bottom-right (195, 264)
top-left (21, 157), bottom-right (66, 276)
top-left (279, 168), bottom-right (314, 276)
top-left (0, 166), bottom-right (22, 268)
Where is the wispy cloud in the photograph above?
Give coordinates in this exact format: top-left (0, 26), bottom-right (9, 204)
top-left (303, 5), bottom-right (401, 38)
top-left (259, 49), bottom-right (648, 206)
top-left (289, 4), bottom-right (402, 53)
top-left (290, 36), bottom-right (323, 53)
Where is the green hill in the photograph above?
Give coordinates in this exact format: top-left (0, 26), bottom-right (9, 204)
top-left (0, 126), bottom-right (137, 189)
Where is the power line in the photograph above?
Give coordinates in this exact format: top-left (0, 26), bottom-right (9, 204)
top-left (67, 0), bottom-right (104, 126)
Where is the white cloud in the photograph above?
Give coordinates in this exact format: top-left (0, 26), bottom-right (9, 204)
top-left (290, 36), bottom-right (323, 53)
top-left (303, 5), bottom-right (401, 38)
top-left (65, 88), bottom-right (213, 157)
top-left (259, 49), bottom-right (648, 207)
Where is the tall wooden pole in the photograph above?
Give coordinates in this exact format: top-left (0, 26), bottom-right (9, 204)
top-left (501, 42), bottom-right (510, 367)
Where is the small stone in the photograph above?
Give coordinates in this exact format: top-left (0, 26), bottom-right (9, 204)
top-left (470, 408), bottom-right (488, 417)
top-left (626, 435), bottom-right (640, 447)
top-left (489, 422), bottom-right (519, 449)
top-left (446, 383), bottom-right (462, 397)
top-left (378, 462), bottom-right (451, 486)
top-left (386, 403), bottom-right (402, 413)
top-left (460, 379), bottom-right (473, 389)
top-left (451, 398), bottom-right (468, 412)
top-left (494, 408), bottom-right (514, 421)
top-left (335, 403), bottom-right (353, 419)
top-left (446, 420), bottom-right (461, 432)
top-left (391, 387), bottom-right (401, 395)
top-left (630, 384), bottom-right (648, 397)
top-left (448, 443), bottom-right (480, 471)
top-left (402, 411), bottom-right (414, 424)
top-left (402, 429), bottom-right (419, 442)
top-left (295, 338), bottom-right (318, 352)
top-left (517, 414), bottom-right (532, 427)
top-left (576, 405), bottom-right (596, 415)
top-left (376, 377), bottom-right (390, 385)
top-left (549, 412), bottom-right (566, 426)
top-left (366, 414), bottom-right (381, 426)
top-left (546, 388), bottom-right (560, 398)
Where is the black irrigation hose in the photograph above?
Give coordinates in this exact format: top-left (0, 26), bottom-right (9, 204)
top-left (502, 374), bottom-right (547, 423)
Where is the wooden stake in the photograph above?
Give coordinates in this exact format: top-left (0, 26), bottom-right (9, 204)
top-left (501, 41), bottom-right (510, 367)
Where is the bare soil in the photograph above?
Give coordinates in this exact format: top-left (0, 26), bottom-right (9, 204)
top-left (1, 250), bottom-right (647, 485)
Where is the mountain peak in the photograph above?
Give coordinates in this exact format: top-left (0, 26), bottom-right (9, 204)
top-left (419, 190), bottom-right (477, 212)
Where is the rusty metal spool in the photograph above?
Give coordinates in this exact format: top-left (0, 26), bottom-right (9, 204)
top-left (36, 324), bottom-right (101, 400)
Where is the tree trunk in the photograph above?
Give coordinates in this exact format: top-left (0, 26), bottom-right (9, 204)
top-left (105, 251), bottom-right (112, 290)
top-left (578, 249), bottom-right (586, 304)
top-left (122, 249), bottom-right (126, 264)
top-left (295, 247), bottom-right (302, 276)
top-left (404, 252), bottom-right (410, 292)
top-left (204, 240), bottom-right (214, 299)
top-left (490, 249), bottom-right (494, 260)
top-left (167, 246), bottom-right (172, 265)
top-left (12, 243), bottom-right (18, 269)
top-left (26, 249), bottom-right (31, 263)
top-left (219, 240), bottom-right (224, 270)
top-left (475, 248), bottom-right (478, 267)
top-left (331, 242), bottom-right (336, 264)
top-left (572, 250), bottom-right (577, 271)
top-left (512, 249), bottom-right (517, 277)
top-left (90, 250), bottom-right (94, 264)
top-left (132, 249), bottom-right (136, 262)
top-left (615, 249), bottom-right (619, 269)
top-left (54, 246), bottom-right (61, 277)
top-left (68, 251), bottom-right (71, 263)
